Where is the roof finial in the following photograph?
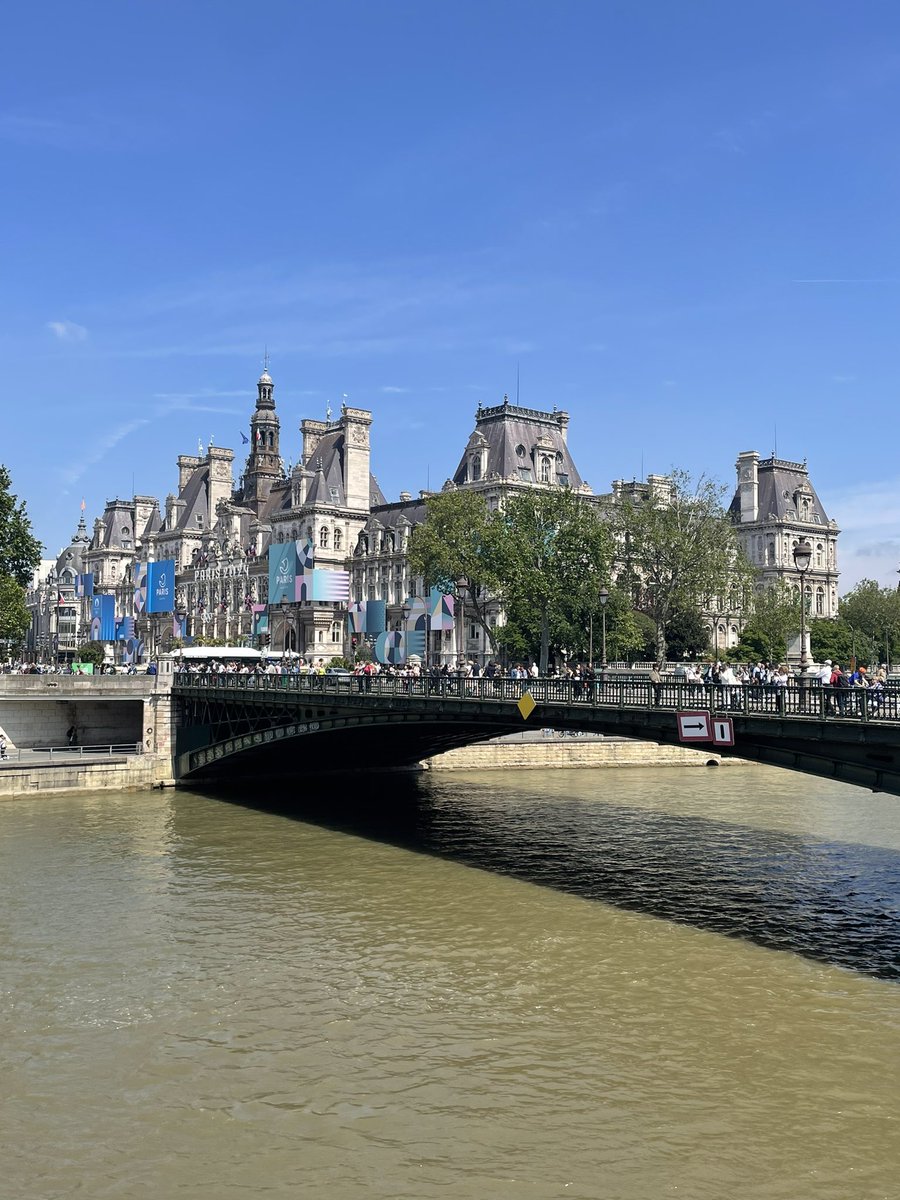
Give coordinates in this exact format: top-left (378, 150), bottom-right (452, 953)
top-left (263, 345), bottom-right (270, 373)
top-left (326, 399), bottom-right (333, 422)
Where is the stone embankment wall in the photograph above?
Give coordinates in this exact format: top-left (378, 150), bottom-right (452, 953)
top-left (0, 674), bottom-right (177, 797)
top-left (423, 734), bottom-right (740, 771)
top-left (0, 753), bottom-right (173, 798)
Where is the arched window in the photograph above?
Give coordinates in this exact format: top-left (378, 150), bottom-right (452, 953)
top-left (816, 543), bottom-right (824, 568)
top-left (471, 455), bottom-right (482, 481)
top-left (331, 621), bottom-right (341, 642)
top-left (317, 629), bottom-right (324, 643)
top-left (319, 527), bottom-right (329, 549)
top-left (540, 456), bottom-right (551, 483)
top-left (333, 528), bottom-right (343, 552)
top-left (816, 588), bottom-right (824, 615)
top-left (767, 542), bottom-right (775, 565)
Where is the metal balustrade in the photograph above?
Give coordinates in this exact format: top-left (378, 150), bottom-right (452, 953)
top-left (172, 672), bottom-right (900, 724)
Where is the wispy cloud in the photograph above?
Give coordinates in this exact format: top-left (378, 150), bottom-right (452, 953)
top-left (379, 385), bottom-right (410, 394)
top-left (59, 417), bottom-right (150, 487)
top-left (792, 278), bottom-right (899, 285)
top-left (47, 319), bottom-right (88, 343)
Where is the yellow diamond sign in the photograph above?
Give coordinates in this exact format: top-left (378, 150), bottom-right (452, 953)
top-left (517, 691), bottom-right (537, 720)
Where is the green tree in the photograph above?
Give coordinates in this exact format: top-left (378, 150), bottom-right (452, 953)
top-left (809, 618), bottom-right (854, 668)
top-left (0, 573), bottom-right (30, 644)
top-left (76, 641), bottom-right (106, 668)
top-left (491, 488), bottom-right (614, 673)
top-left (613, 471), bottom-right (751, 664)
top-left (0, 465), bottom-right (42, 587)
top-left (839, 579), bottom-right (900, 666)
top-left (664, 606), bottom-right (710, 661)
top-left (738, 580), bottom-right (802, 664)
top-left (407, 489), bottom-right (503, 655)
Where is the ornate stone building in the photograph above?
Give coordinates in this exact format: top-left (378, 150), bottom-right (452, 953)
top-left (23, 368), bottom-right (841, 666)
top-left (730, 451), bottom-right (840, 619)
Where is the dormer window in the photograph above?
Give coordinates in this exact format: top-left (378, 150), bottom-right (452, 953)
top-left (319, 527), bottom-right (329, 549)
top-left (471, 456), bottom-right (482, 482)
top-left (516, 444), bottom-right (526, 457)
top-left (539, 456), bottom-right (552, 483)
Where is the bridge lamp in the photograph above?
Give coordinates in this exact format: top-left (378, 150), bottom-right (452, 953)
top-left (793, 539), bottom-right (812, 677)
top-left (598, 586), bottom-right (609, 670)
top-left (455, 576), bottom-right (468, 667)
top-left (279, 599), bottom-right (293, 657)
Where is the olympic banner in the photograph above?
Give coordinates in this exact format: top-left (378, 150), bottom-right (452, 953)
top-left (268, 542), bottom-right (297, 605)
top-left (147, 559), bottom-right (176, 613)
top-left (89, 594), bottom-right (116, 641)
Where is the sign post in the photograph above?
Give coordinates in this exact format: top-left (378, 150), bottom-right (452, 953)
top-left (676, 711), bottom-right (712, 743)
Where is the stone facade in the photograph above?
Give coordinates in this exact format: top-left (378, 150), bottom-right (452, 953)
top-left (730, 451), bottom-right (840, 619)
top-left (23, 368), bottom-right (841, 667)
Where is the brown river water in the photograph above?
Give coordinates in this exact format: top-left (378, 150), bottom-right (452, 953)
top-left (2, 764), bottom-right (899, 1199)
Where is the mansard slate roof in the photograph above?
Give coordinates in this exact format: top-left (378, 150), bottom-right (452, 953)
top-left (728, 457), bottom-right (832, 526)
top-left (170, 465), bottom-right (210, 531)
top-left (451, 400), bottom-right (583, 488)
top-left (95, 500), bottom-right (140, 549)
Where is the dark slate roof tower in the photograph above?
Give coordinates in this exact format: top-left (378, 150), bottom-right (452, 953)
top-left (730, 450), bottom-right (840, 619)
top-left (451, 396), bottom-right (587, 491)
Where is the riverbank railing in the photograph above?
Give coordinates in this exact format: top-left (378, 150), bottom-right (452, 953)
top-left (173, 672), bottom-right (900, 724)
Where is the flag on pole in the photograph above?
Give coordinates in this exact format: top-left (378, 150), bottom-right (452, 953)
top-left (240, 431), bottom-right (249, 444)
top-left (256, 428), bottom-right (262, 443)
top-left (80, 497), bottom-right (86, 512)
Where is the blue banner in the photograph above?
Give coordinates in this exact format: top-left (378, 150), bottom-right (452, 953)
top-left (75, 573), bottom-right (94, 598)
top-left (146, 559), bottom-right (176, 613)
top-left (268, 542), bottom-right (297, 605)
top-left (89, 595), bottom-right (116, 641)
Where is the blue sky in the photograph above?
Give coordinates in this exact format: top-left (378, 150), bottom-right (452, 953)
top-left (3, 1), bottom-right (899, 591)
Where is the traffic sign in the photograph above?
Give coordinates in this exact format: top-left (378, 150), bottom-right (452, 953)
top-left (712, 717), bottom-right (735, 747)
top-left (676, 711), bottom-right (712, 742)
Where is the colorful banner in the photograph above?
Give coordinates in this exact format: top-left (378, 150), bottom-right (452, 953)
top-left (296, 537), bottom-right (315, 571)
top-left (375, 631), bottom-right (405, 665)
top-left (403, 596), bottom-right (427, 661)
top-left (147, 559), bottom-right (176, 613)
top-left (364, 599), bottom-right (386, 636)
top-left (311, 569), bottom-right (350, 602)
top-left (268, 542), bottom-right (297, 605)
top-left (429, 587), bottom-right (455, 630)
top-left (133, 564), bottom-right (148, 615)
top-left (114, 616), bottom-right (135, 642)
top-left (75, 573), bottom-right (94, 599)
top-left (252, 605), bottom-right (269, 637)
top-left (89, 594), bottom-right (116, 641)
top-left (173, 612), bottom-right (188, 639)
top-left (347, 601), bottom-right (366, 634)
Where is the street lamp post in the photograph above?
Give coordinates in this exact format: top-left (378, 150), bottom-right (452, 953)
top-left (793, 539), bottom-right (812, 703)
top-left (279, 599), bottom-right (295, 656)
top-left (598, 586), bottom-right (609, 670)
top-left (455, 576), bottom-right (468, 669)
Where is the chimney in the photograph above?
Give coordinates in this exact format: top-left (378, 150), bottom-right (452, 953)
top-left (736, 451), bottom-right (759, 523)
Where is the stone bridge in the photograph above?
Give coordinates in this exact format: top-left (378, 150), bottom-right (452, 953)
top-left (172, 673), bottom-right (900, 797)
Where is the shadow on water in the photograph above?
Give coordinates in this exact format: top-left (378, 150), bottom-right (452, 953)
top-left (187, 773), bottom-right (900, 982)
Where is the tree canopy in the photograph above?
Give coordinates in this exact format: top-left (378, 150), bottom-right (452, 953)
top-left (838, 579), bottom-right (900, 665)
top-left (407, 489), bottom-right (504, 653)
top-left (0, 465), bottom-right (42, 587)
top-left (613, 471), bottom-right (751, 664)
top-left (0, 466), bottom-right (41, 651)
top-left (735, 580), bottom-right (802, 664)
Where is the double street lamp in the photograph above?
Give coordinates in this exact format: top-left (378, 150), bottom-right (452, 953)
top-left (793, 538), bottom-right (812, 681)
top-left (598, 586), bottom-right (609, 670)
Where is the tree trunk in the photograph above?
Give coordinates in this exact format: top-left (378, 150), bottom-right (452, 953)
top-left (540, 609), bottom-right (550, 675)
